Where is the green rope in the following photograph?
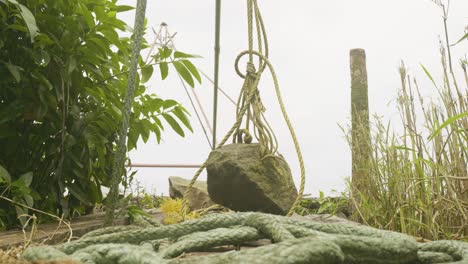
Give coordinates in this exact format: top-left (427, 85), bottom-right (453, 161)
top-left (104, 0), bottom-right (147, 225)
top-left (20, 212), bottom-right (468, 263)
top-left (182, 0), bottom-right (305, 217)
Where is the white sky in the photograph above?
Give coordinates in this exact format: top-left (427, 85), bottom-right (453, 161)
top-left (117, 1), bottom-right (468, 196)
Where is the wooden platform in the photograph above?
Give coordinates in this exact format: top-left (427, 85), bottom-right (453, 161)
top-left (0, 210), bottom-right (164, 249)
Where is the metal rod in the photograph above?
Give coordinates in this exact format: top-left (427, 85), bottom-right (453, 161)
top-left (212, 0), bottom-right (222, 149)
top-left (127, 164), bottom-right (202, 168)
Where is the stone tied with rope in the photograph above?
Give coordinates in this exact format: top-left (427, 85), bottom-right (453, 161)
top-left (207, 143), bottom-right (298, 214)
top-left (10, 212), bottom-right (468, 263)
top-left (182, 0), bottom-right (306, 217)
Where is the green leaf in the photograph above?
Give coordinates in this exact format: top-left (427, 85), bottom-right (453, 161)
top-left (429, 112), bottom-right (468, 140)
top-left (162, 99), bottom-right (179, 109)
top-left (111, 105), bottom-right (122, 118)
top-left (127, 128), bottom-right (139, 151)
top-left (181, 60), bottom-right (201, 84)
top-left (78, 2), bottom-right (94, 28)
top-left (172, 107), bottom-right (193, 132)
top-left (159, 62), bottom-right (168, 80)
top-left (152, 115), bottom-right (163, 129)
top-left (173, 61), bottom-right (194, 88)
top-left (40, 50), bottom-right (50, 66)
top-left (23, 194), bottom-right (34, 207)
top-left (0, 165), bottom-right (11, 184)
top-left (115, 5), bottom-right (135, 12)
top-left (88, 37), bottom-right (109, 54)
top-left (420, 64), bottom-right (438, 89)
top-left (5, 63), bottom-right (21, 82)
top-left (67, 184), bottom-right (92, 206)
top-left (162, 113), bottom-right (185, 137)
top-left (174, 51), bottom-right (200, 59)
top-left (17, 3), bottom-right (39, 42)
top-left (150, 121), bottom-right (161, 143)
top-left (452, 32), bottom-right (467, 46)
top-left (140, 120), bottom-right (151, 143)
top-left (15, 206), bottom-right (28, 227)
top-left (18, 172), bottom-right (33, 187)
top-left (107, 11), bottom-right (117, 19)
top-left (100, 28), bottom-right (120, 45)
top-left (67, 57), bottom-right (77, 74)
top-left (104, 18), bottom-right (126, 32)
top-left (160, 47), bottom-right (172, 59)
top-left (141, 65), bottom-right (153, 83)
top-left (394, 146), bottom-right (416, 152)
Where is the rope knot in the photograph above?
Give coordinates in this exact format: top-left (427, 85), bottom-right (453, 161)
top-left (246, 62), bottom-right (256, 75)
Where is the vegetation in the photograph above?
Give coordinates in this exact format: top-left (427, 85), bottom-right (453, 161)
top-left (295, 192), bottom-right (349, 217)
top-left (0, 0), bottom-right (465, 247)
top-left (159, 198), bottom-right (199, 225)
top-left (345, 13), bottom-right (467, 239)
top-left (0, 0), bottom-right (200, 229)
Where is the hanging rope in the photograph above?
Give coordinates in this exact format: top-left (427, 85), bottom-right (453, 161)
top-left (104, 0), bottom-right (147, 225)
top-left (182, 0), bottom-right (305, 217)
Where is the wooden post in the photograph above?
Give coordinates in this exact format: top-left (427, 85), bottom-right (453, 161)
top-left (350, 49), bottom-right (371, 202)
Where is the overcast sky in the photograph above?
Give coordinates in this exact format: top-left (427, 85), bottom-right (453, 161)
top-left (117, 0), bottom-right (468, 196)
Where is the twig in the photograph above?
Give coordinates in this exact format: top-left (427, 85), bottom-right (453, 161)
top-left (0, 195), bottom-right (73, 243)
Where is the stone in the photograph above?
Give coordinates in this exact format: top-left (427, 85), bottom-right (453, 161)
top-left (206, 143), bottom-right (298, 215)
top-left (168, 176), bottom-right (215, 210)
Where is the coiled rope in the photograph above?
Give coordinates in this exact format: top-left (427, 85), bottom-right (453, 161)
top-left (13, 212), bottom-right (468, 263)
top-left (182, 0), bottom-right (306, 217)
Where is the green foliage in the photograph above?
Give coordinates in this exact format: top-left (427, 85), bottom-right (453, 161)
top-left (344, 49), bottom-right (467, 240)
top-left (129, 186), bottom-right (164, 209)
top-left (159, 198), bottom-right (199, 225)
top-left (0, 0), bottom-right (200, 228)
top-left (126, 204), bottom-right (151, 221)
top-left (295, 192), bottom-right (349, 217)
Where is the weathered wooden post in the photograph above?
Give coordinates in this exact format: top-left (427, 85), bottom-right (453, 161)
top-left (350, 49), bottom-right (371, 203)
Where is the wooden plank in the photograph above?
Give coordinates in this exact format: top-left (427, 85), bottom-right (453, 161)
top-left (0, 210), bottom-right (164, 249)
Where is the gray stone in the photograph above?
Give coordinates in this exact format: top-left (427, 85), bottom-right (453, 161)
top-left (168, 176), bottom-right (215, 210)
top-left (206, 143), bottom-right (298, 215)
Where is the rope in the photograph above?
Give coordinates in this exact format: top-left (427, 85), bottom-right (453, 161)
top-left (182, 0), bottom-right (305, 217)
top-left (104, 0), bottom-right (147, 225)
top-left (16, 212), bottom-right (468, 263)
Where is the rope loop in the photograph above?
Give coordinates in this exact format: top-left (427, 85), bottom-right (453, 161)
top-left (234, 51), bottom-right (266, 79)
top-left (235, 128), bottom-right (253, 144)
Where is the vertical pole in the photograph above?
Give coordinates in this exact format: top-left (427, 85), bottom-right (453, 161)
top-left (350, 48), bottom-right (371, 203)
top-left (212, 0), bottom-right (221, 150)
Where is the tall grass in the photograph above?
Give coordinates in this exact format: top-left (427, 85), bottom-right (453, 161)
top-left (345, 39), bottom-right (467, 240)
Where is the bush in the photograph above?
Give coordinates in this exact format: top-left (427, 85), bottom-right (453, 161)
top-left (0, 0), bottom-right (198, 228)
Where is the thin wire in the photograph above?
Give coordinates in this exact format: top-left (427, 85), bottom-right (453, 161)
top-left (178, 74), bottom-right (213, 149)
top-left (199, 69), bottom-right (237, 105)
